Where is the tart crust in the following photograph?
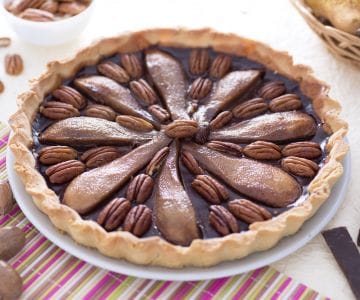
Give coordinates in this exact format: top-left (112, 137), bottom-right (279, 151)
top-left (9, 28), bottom-right (348, 268)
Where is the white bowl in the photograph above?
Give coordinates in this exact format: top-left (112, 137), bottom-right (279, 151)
top-left (0, 0), bottom-right (95, 46)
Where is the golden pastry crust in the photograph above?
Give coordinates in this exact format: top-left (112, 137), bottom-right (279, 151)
top-left (8, 28), bottom-right (348, 268)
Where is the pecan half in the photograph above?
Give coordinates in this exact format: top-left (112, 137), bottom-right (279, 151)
top-left (191, 175), bottom-right (229, 204)
top-left (40, 101), bottom-right (80, 120)
top-left (243, 141), bottom-right (281, 160)
top-left (130, 79), bottom-right (158, 105)
top-left (206, 141), bottom-right (242, 156)
top-left (97, 198), bottom-right (131, 231)
top-left (145, 147), bottom-right (169, 176)
top-left (165, 120), bottom-right (198, 139)
top-left (0, 227), bottom-right (26, 260)
top-left (19, 8), bottom-right (55, 21)
top-left (10, 0), bottom-right (46, 14)
top-left (258, 81), bottom-right (286, 99)
top-left (116, 115), bottom-right (154, 132)
top-left (210, 111), bottom-right (233, 129)
top-left (97, 61), bottom-right (130, 84)
top-left (281, 156), bottom-right (319, 177)
top-left (80, 146), bottom-right (121, 168)
top-left (58, 1), bottom-right (86, 15)
top-left (188, 77), bottom-right (212, 100)
top-left (232, 98), bottom-right (268, 119)
top-left (148, 105), bottom-right (170, 123)
top-left (45, 160), bottom-right (85, 184)
top-left (209, 205), bottom-right (239, 236)
top-left (39, 146), bottom-right (78, 165)
top-left (189, 49), bottom-right (209, 75)
top-left (0, 81), bottom-right (4, 94)
top-left (282, 141), bottom-right (322, 159)
top-left (126, 174), bottom-right (154, 204)
top-left (123, 205), bottom-right (152, 237)
top-left (120, 54), bottom-right (143, 79)
top-left (52, 85), bottom-right (86, 109)
top-left (181, 150), bottom-right (204, 175)
top-left (209, 54), bottom-right (232, 78)
top-left (0, 37), bottom-right (11, 48)
top-left (84, 104), bottom-right (116, 121)
top-left (0, 180), bottom-right (14, 215)
top-left (39, 0), bottom-right (58, 13)
top-left (269, 94), bottom-right (302, 112)
top-left (4, 54), bottom-right (23, 76)
top-left (228, 199), bottom-right (272, 224)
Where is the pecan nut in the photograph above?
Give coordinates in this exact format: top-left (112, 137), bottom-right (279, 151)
top-left (191, 175), bottom-right (229, 204)
top-left (209, 205), bottom-right (239, 236)
top-left (187, 100), bottom-right (199, 115)
top-left (209, 111), bottom-right (233, 129)
top-left (243, 141), bottom-right (281, 160)
top-left (165, 119), bottom-right (198, 139)
top-left (45, 160), bottom-right (85, 184)
top-left (120, 54), bottom-right (143, 79)
top-left (58, 1), bottom-right (86, 15)
top-left (228, 199), bottom-right (272, 224)
top-left (5, 54), bottom-right (23, 76)
top-left (209, 54), bottom-right (232, 78)
top-left (0, 227), bottom-right (26, 260)
top-left (281, 156), bottom-right (319, 177)
top-left (0, 37), bottom-right (11, 48)
top-left (40, 101), bottom-right (80, 120)
top-left (206, 141), bottom-right (242, 156)
top-left (123, 205), bottom-right (152, 237)
top-left (0, 81), bottom-right (4, 94)
top-left (84, 104), bottom-right (117, 121)
top-left (10, 0), bottom-right (46, 14)
top-left (282, 141), bottom-right (322, 159)
top-left (126, 174), bottom-right (154, 204)
top-left (115, 115), bottom-right (154, 132)
top-left (97, 198), bottom-right (131, 231)
top-left (269, 94), bottom-right (302, 112)
top-left (97, 61), bottom-right (130, 84)
top-left (258, 81), bottom-right (286, 99)
top-left (38, 146), bottom-right (78, 165)
top-left (0, 180), bottom-right (14, 215)
top-left (0, 261), bottom-right (23, 300)
top-left (188, 77), bottom-right (212, 100)
top-left (52, 85), bottom-right (86, 109)
top-left (80, 146), bottom-right (121, 168)
top-left (39, 0), bottom-right (58, 13)
top-left (130, 79), bottom-right (158, 105)
top-left (19, 8), bottom-right (55, 21)
top-left (181, 150), bottom-right (204, 175)
top-left (145, 147), bottom-right (169, 176)
top-left (189, 49), bottom-right (209, 75)
top-left (148, 105), bottom-right (170, 123)
top-left (232, 98), bottom-right (268, 119)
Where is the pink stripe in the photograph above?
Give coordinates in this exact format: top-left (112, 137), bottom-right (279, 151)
top-left (201, 277), bottom-right (229, 299)
top-left (232, 267), bottom-right (264, 300)
top-left (0, 206), bottom-right (21, 226)
top-left (152, 281), bottom-right (172, 299)
top-left (42, 261), bottom-right (86, 299)
top-left (23, 250), bottom-right (65, 290)
top-left (83, 274), bottom-right (113, 299)
top-left (293, 284), bottom-right (307, 300)
top-left (98, 274), bottom-right (127, 300)
top-left (172, 282), bottom-right (194, 300)
top-left (12, 236), bottom-right (48, 269)
top-left (271, 278), bottom-right (292, 300)
top-left (0, 135), bottom-right (9, 147)
top-left (0, 158), bottom-right (6, 169)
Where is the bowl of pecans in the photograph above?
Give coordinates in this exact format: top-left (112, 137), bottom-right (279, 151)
top-left (0, 0), bottom-right (95, 46)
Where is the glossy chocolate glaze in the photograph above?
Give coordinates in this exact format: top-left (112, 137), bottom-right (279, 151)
top-left (32, 46), bottom-right (329, 241)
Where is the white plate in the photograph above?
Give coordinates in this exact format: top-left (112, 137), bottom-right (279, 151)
top-left (7, 149), bottom-right (350, 281)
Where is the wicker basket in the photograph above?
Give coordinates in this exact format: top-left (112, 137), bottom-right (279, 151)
top-left (291, 0), bottom-right (360, 67)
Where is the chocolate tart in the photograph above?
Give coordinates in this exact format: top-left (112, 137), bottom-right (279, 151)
top-left (9, 28), bottom-right (348, 268)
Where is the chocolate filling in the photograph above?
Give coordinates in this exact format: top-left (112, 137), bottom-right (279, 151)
top-left (32, 46), bottom-right (329, 241)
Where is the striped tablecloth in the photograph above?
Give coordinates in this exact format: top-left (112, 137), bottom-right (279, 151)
top-left (0, 123), bottom-right (327, 299)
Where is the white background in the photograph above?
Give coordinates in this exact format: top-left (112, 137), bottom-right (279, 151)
top-left (0, 0), bottom-right (359, 299)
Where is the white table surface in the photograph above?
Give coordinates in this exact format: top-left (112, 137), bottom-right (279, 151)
top-left (0, 0), bottom-right (359, 299)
